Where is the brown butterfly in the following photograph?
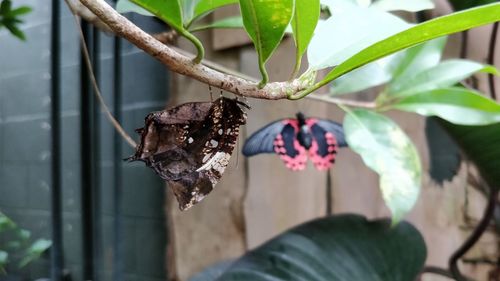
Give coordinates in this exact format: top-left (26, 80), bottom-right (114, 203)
top-left (128, 97), bottom-right (248, 210)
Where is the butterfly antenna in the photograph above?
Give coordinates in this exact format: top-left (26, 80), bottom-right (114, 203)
top-left (209, 85), bottom-right (213, 101)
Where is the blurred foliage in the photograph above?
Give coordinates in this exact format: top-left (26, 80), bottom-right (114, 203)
top-left (0, 0), bottom-right (32, 40)
top-left (0, 212), bottom-right (51, 274)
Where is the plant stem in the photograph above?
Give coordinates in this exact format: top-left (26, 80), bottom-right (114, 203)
top-left (180, 29), bottom-right (205, 63)
top-left (449, 188), bottom-right (499, 281)
top-left (487, 22), bottom-right (498, 100)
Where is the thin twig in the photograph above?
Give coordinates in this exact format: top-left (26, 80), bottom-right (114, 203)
top-left (487, 22), bottom-right (498, 100)
top-left (66, 0), bottom-right (137, 148)
top-left (449, 188), bottom-right (499, 281)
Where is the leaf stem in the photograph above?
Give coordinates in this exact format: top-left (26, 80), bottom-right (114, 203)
top-left (180, 29), bottom-right (205, 63)
top-left (289, 50), bottom-right (302, 80)
top-left (258, 58), bottom-right (269, 88)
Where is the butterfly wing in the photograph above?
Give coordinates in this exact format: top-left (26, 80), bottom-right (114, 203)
top-left (129, 97), bottom-right (247, 210)
top-left (242, 120), bottom-right (286, 156)
top-left (315, 119), bottom-right (347, 147)
top-left (274, 120), bottom-right (308, 171)
top-left (308, 119), bottom-right (345, 171)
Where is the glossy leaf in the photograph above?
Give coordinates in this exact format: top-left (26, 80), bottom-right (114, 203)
top-left (390, 59), bottom-right (498, 97)
top-left (330, 53), bottom-right (403, 95)
top-left (192, 0), bottom-right (238, 22)
top-left (215, 214), bottom-right (426, 281)
top-left (392, 87), bottom-right (500, 125)
top-left (343, 110), bottom-right (421, 223)
top-left (307, 4), bottom-right (410, 70)
top-left (390, 37), bottom-right (447, 84)
top-left (439, 121), bottom-right (500, 189)
top-left (116, 0), bottom-right (153, 16)
top-left (370, 0), bottom-right (434, 12)
top-left (296, 3), bottom-right (500, 99)
top-left (290, 0), bottom-right (320, 76)
top-left (190, 16), bottom-right (243, 32)
top-left (239, 0), bottom-right (294, 85)
top-left (132, 0), bottom-right (184, 29)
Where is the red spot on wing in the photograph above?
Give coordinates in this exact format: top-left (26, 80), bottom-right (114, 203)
top-left (274, 134), bottom-right (307, 171)
top-left (309, 132), bottom-right (338, 171)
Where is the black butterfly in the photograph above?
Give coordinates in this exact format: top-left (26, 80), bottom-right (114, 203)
top-left (243, 112), bottom-right (347, 171)
top-left (129, 97), bottom-right (248, 210)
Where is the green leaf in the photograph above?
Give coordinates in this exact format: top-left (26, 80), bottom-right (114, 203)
top-left (370, 0), bottom-right (434, 12)
top-left (0, 251), bottom-right (8, 265)
top-left (18, 239), bottom-right (52, 268)
top-left (4, 21), bottom-right (25, 40)
top-left (290, 0), bottom-right (320, 77)
top-left (116, 0), bottom-right (153, 16)
top-left (390, 87), bottom-right (500, 125)
top-left (389, 59), bottom-right (498, 97)
top-left (330, 53), bottom-right (403, 95)
top-left (307, 4), bottom-right (410, 70)
top-left (0, 0), bottom-right (11, 15)
top-left (132, 0), bottom-right (205, 62)
top-left (214, 214), bottom-right (426, 281)
top-left (189, 15), bottom-right (243, 32)
top-left (132, 0), bottom-right (184, 29)
top-left (390, 37), bottom-right (447, 83)
top-left (448, 0), bottom-right (498, 11)
top-left (343, 110), bottom-right (421, 223)
top-left (239, 0), bottom-right (294, 85)
top-left (8, 6), bottom-right (31, 16)
top-left (192, 0), bottom-right (238, 22)
top-left (295, 3), bottom-right (500, 99)
top-left (439, 121), bottom-right (500, 189)
top-left (0, 213), bottom-right (15, 232)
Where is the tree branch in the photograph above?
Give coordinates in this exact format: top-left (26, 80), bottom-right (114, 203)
top-left (78, 0), bottom-right (312, 100)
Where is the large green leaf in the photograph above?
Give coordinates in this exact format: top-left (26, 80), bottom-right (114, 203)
top-left (391, 87), bottom-right (500, 125)
top-left (343, 110), bottom-right (421, 223)
top-left (290, 0), bottom-right (320, 76)
top-left (330, 53), bottom-right (403, 95)
top-left (307, 3), bottom-right (410, 70)
top-left (190, 16), bottom-right (243, 32)
top-left (439, 121), bottom-right (500, 189)
top-left (116, 0), bottom-right (154, 16)
top-left (239, 0), bottom-right (294, 85)
top-left (293, 3), bottom-right (500, 99)
top-left (210, 214), bottom-right (426, 281)
top-left (192, 0), bottom-right (238, 22)
top-left (132, 0), bottom-right (184, 28)
top-left (389, 59), bottom-right (498, 97)
top-left (390, 37), bottom-right (447, 84)
top-left (370, 0), bottom-right (434, 12)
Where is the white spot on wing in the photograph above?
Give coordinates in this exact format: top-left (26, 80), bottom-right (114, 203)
top-left (197, 151), bottom-right (231, 175)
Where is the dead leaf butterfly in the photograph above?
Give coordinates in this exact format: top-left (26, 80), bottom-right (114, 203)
top-left (128, 97), bottom-right (249, 210)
